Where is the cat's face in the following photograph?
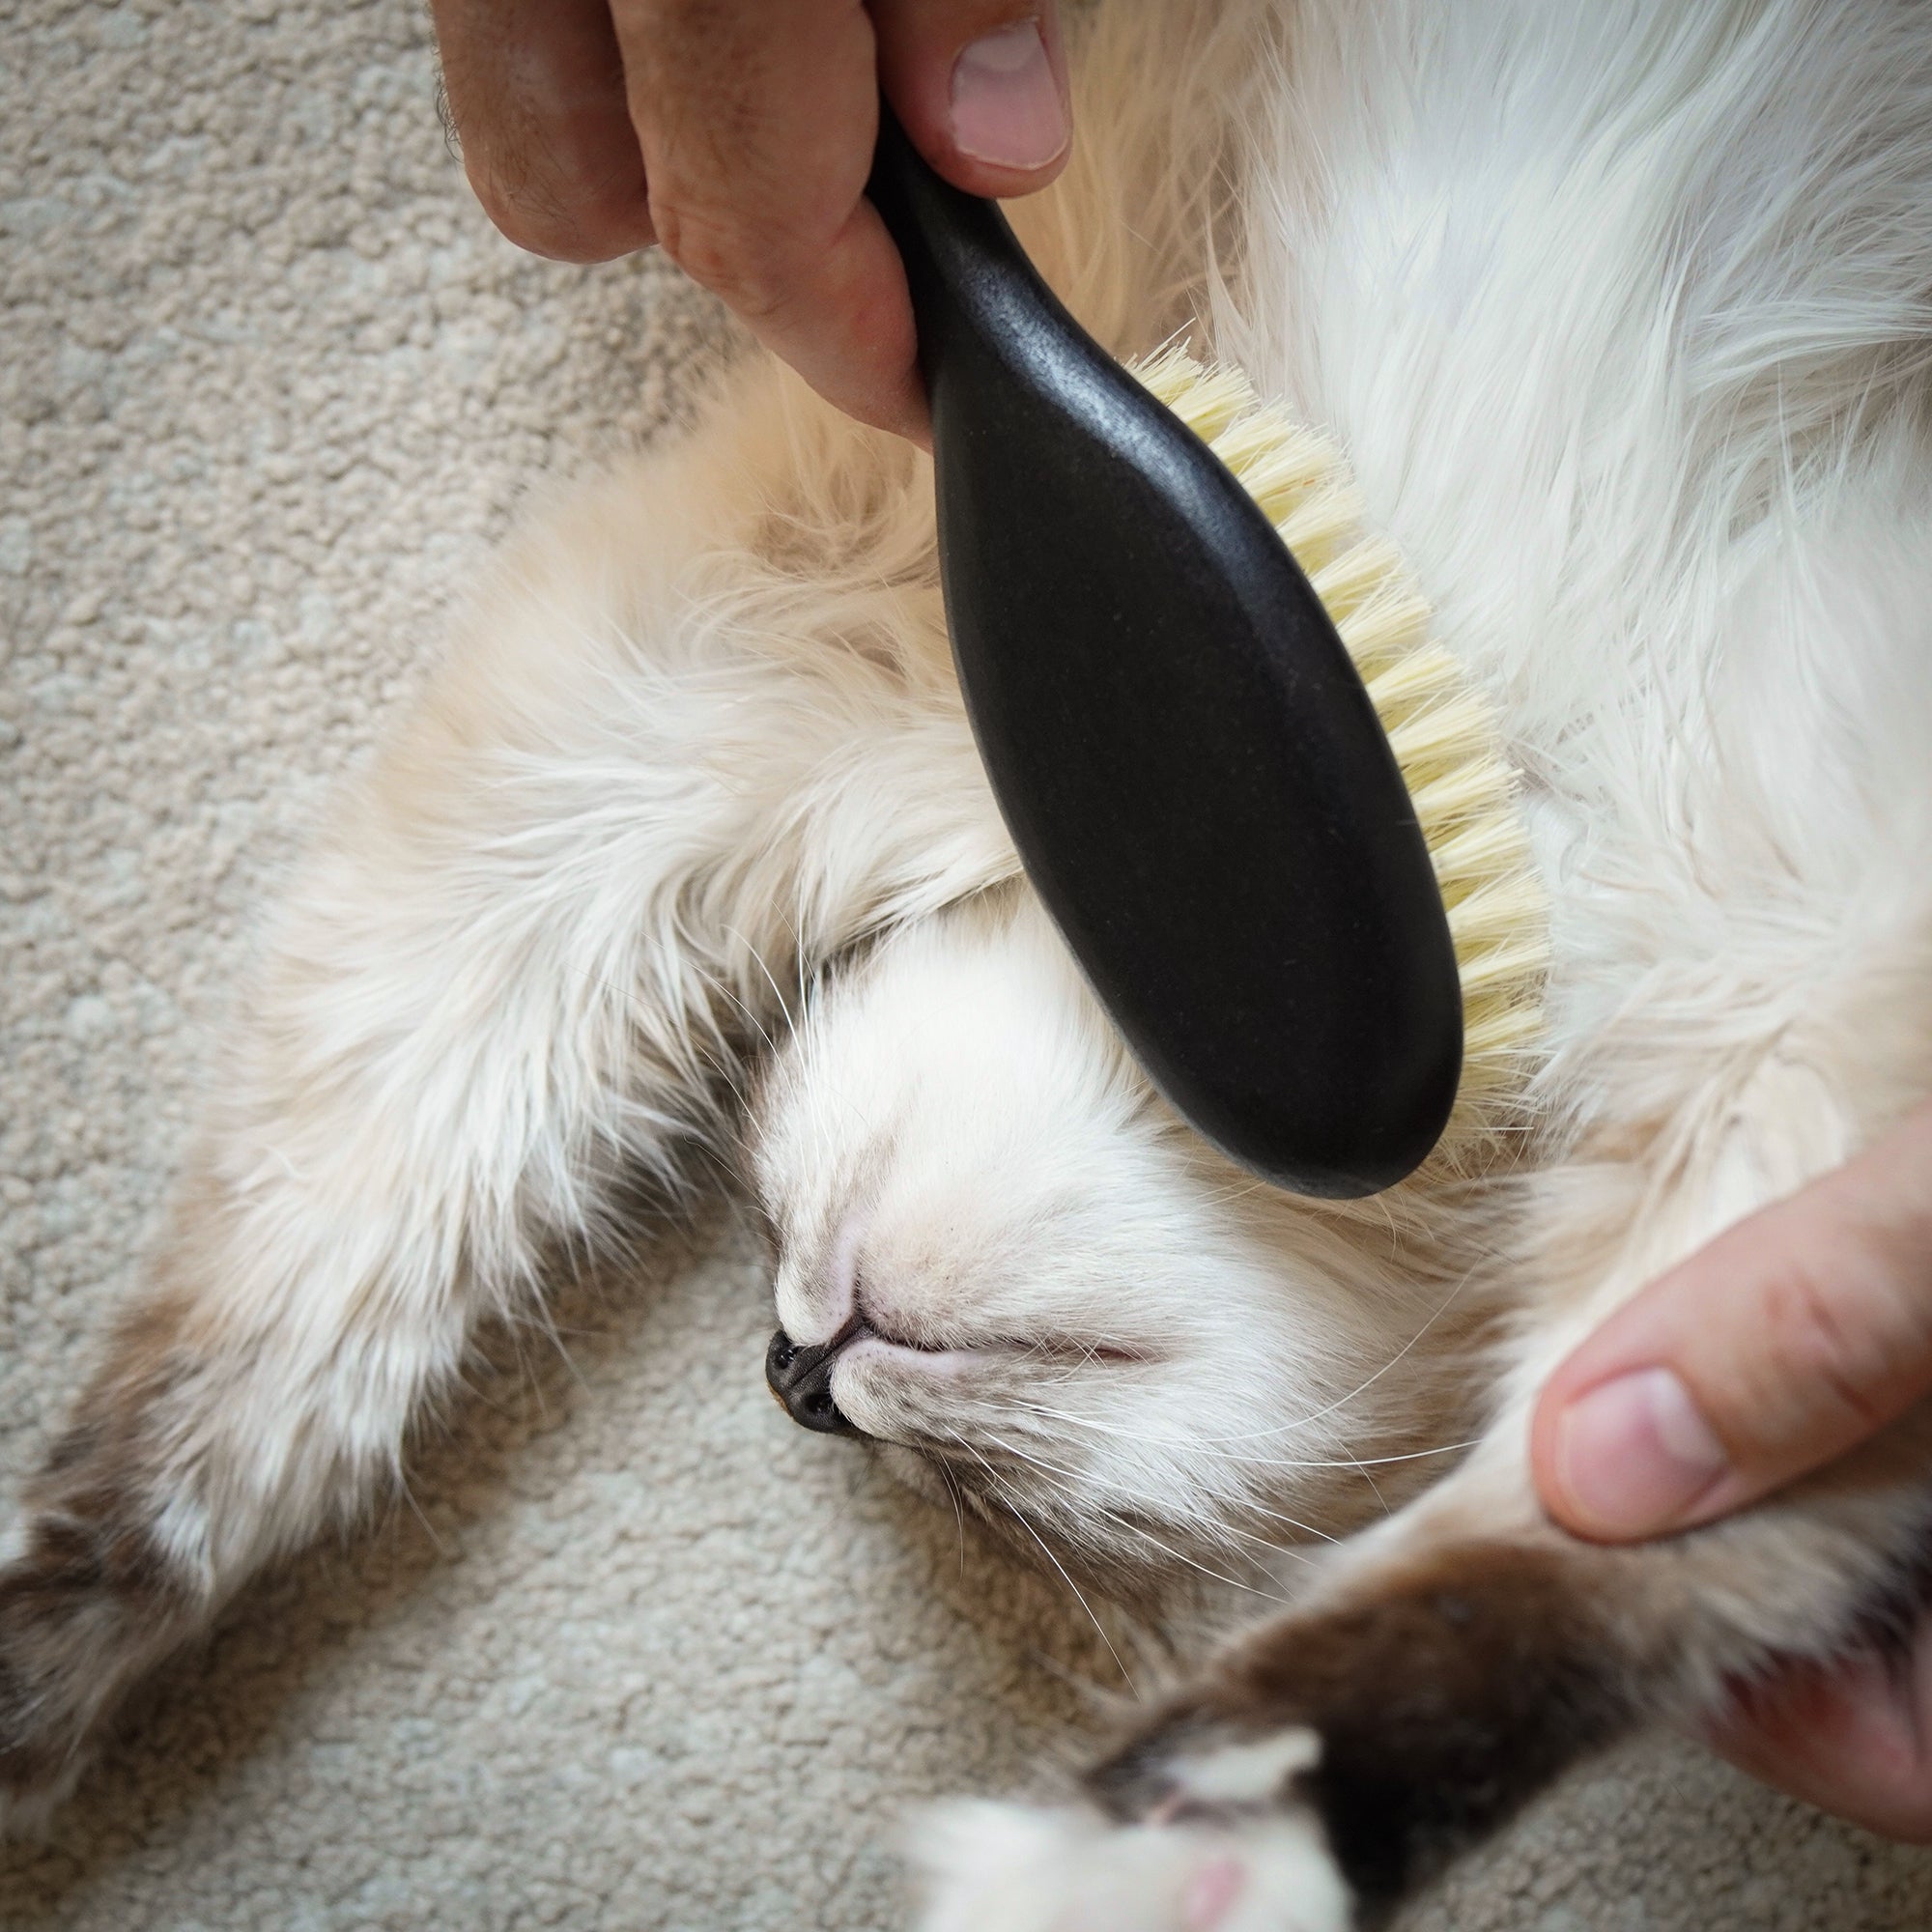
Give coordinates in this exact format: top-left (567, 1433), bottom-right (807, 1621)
top-left (746, 891), bottom-right (1464, 1591)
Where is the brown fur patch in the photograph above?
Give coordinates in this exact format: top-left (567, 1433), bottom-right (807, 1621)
top-left (2, 1292), bottom-right (206, 1811)
top-left (0, 1506), bottom-right (199, 1809)
top-left (1088, 1541), bottom-right (1648, 1921)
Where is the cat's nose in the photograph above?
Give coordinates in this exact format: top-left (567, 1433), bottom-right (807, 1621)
top-left (765, 1325), bottom-right (860, 1435)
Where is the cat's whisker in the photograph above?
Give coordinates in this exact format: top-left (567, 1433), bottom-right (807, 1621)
top-left (965, 1424), bottom-right (1315, 1588)
top-left (722, 925), bottom-right (801, 1053)
top-left (998, 1397), bottom-right (1480, 1491)
top-left (1346, 1447), bottom-right (1393, 1517)
top-left (697, 960), bottom-right (785, 1065)
top-left (982, 1266), bottom-right (1481, 1454)
top-left (947, 1435), bottom-right (1140, 1694)
top-left (935, 1458), bottom-right (971, 1578)
top-left (981, 1406), bottom-right (1345, 1522)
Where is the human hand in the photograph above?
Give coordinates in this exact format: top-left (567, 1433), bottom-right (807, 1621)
top-left (1531, 1099), bottom-right (1932, 1839)
top-left (427, 1), bottom-right (1072, 440)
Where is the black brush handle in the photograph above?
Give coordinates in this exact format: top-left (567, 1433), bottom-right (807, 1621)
top-left (867, 111), bottom-right (1463, 1197)
top-left (868, 111), bottom-right (1084, 413)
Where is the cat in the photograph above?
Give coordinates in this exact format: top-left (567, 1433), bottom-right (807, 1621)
top-left (7, 3), bottom-right (1932, 1929)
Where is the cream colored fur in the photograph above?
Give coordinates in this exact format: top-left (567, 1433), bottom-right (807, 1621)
top-left (5, 2), bottom-right (1932, 1926)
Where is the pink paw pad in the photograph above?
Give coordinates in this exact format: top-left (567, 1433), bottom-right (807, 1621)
top-left (1181, 1853), bottom-right (1247, 1931)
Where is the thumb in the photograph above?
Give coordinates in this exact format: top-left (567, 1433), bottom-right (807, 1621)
top-left (873, 3), bottom-right (1072, 197)
top-left (1531, 1100), bottom-right (1932, 1543)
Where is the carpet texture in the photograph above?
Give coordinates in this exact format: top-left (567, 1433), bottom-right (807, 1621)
top-left (5, 4), bottom-right (1932, 1928)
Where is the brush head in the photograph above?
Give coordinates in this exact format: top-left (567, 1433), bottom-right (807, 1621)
top-left (1135, 351), bottom-right (1548, 1160)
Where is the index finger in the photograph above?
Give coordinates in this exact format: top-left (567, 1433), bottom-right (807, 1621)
top-left (611, 0), bottom-right (923, 437)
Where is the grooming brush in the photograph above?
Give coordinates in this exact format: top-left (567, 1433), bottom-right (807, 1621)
top-left (1133, 348), bottom-right (1547, 1158)
top-left (867, 114), bottom-right (1543, 1194)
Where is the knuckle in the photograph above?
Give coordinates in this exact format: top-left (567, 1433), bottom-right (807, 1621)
top-left (648, 194), bottom-right (799, 321)
top-left (471, 156), bottom-right (650, 265)
top-left (550, 196), bottom-right (655, 265)
top-left (1757, 1259), bottom-right (1898, 1437)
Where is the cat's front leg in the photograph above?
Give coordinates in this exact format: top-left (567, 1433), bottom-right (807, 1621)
top-left (918, 1435), bottom-right (1932, 1932)
top-left (1080, 1530), bottom-right (1642, 1931)
top-left (910, 1524), bottom-right (1634, 1932)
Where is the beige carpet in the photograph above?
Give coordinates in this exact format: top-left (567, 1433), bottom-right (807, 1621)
top-left (4, 3), bottom-right (1931, 1928)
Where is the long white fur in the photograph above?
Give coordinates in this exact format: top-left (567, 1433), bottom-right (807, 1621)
top-left (6, 5), bottom-right (1932, 1921)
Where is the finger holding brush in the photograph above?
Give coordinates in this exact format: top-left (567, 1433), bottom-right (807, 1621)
top-left (426, 0), bottom-right (1074, 440)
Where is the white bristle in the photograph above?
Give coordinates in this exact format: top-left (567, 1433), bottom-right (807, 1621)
top-left (1131, 351), bottom-right (1548, 1156)
top-left (1137, 346), bottom-right (1253, 439)
top-left (1339, 598), bottom-right (1434, 671)
top-left (1309, 539), bottom-right (1407, 617)
top-left (1275, 489), bottom-right (1366, 561)
top-left (1406, 758), bottom-right (1510, 825)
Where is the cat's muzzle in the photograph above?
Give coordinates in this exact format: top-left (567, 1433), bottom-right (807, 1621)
top-left (765, 1321), bottom-right (863, 1436)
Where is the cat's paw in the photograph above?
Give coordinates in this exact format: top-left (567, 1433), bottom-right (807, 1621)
top-left (910, 1776), bottom-right (1351, 1932)
top-left (0, 1510), bottom-right (159, 1839)
top-left (0, 1539), bottom-right (92, 1838)
top-left (0, 1627), bottom-right (93, 1838)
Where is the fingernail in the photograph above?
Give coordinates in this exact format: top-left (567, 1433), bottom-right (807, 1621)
top-left (1554, 1366), bottom-right (1729, 1537)
top-left (950, 20), bottom-right (1067, 171)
